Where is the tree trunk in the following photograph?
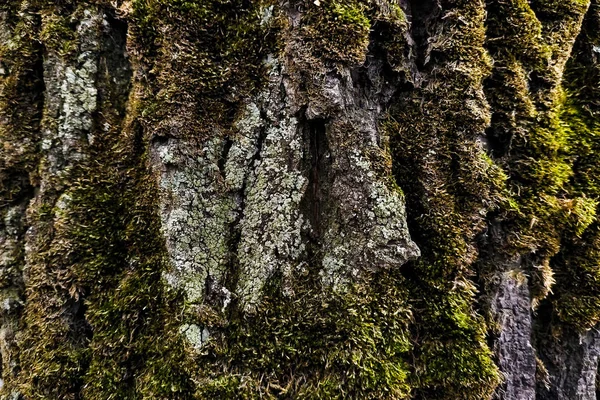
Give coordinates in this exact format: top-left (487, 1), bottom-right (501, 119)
top-left (1, 0), bottom-right (600, 399)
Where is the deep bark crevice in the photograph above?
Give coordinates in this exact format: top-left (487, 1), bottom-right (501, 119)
top-left (407, 0), bottom-right (441, 70)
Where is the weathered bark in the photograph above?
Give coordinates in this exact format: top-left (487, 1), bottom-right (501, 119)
top-left (1, 0), bottom-right (600, 399)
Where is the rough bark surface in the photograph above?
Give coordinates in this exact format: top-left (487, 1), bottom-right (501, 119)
top-left (1, 0), bottom-right (600, 399)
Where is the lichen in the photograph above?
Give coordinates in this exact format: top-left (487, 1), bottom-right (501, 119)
top-left (235, 114), bottom-right (309, 309)
top-left (153, 135), bottom-right (238, 304)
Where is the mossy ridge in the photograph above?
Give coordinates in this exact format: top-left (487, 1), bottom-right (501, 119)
top-left (539, 0), bottom-right (600, 330)
top-left (78, 15), bottom-right (195, 399)
top-left (6, 2), bottom-right (195, 398)
top-left (195, 270), bottom-right (413, 400)
top-left (10, 3), bottom-right (98, 397)
top-left (129, 0), bottom-right (279, 141)
top-left (0, 2), bottom-right (45, 393)
top-left (300, 0), bottom-right (371, 65)
top-left (387, 0), bottom-right (503, 398)
top-left (0, 1), bottom-right (44, 229)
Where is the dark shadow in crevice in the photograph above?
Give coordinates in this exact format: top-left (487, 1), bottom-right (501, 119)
top-left (407, 0), bottom-right (441, 70)
top-left (299, 116), bottom-right (332, 271)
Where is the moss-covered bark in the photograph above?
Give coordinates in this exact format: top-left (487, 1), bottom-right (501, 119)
top-left (1, 0), bottom-right (600, 399)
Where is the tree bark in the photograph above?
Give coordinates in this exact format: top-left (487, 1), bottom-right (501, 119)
top-left (1, 0), bottom-right (600, 399)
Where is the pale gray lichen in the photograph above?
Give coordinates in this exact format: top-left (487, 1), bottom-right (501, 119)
top-left (41, 9), bottom-right (102, 178)
top-left (235, 114), bottom-right (309, 308)
top-left (153, 136), bottom-right (238, 304)
top-left (225, 101), bottom-right (263, 191)
top-left (178, 323), bottom-right (210, 349)
top-left (260, 5), bottom-right (274, 26)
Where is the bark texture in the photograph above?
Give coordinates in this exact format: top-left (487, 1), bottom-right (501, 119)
top-left (1, 0), bottom-right (600, 399)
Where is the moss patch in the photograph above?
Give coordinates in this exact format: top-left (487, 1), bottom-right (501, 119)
top-left (196, 271), bottom-right (413, 399)
top-left (129, 0), bottom-right (279, 139)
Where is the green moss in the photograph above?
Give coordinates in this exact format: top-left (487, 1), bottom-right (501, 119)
top-left (301, 0), bottom-right (371, 65)
top-left (129, 0), bottom-right (278, 138)
top-left (371, 2), bottom-right (409, 73)
top-left (385, 1), bottom-right (502, 398)
top-left (487, 0), bottom-right (551, 69)
top-left (531, 0), bottom-right (590, 17)
top-left (39, 12), bottom-right (77, 55)
top-left (0, 2), bottom-right (44, 181)
top-left (196, 271), bottom-right (413, 399)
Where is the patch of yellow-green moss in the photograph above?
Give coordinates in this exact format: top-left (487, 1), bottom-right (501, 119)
top-left (195, 271), bottom-right (413, 399)
top-left (39, 12), bottom-right (78, 55)
top-left (299, 0), bottom-right (410, 69)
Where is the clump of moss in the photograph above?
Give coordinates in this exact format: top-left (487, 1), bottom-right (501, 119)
top-left (298, 0), bottom-right (411, 70)
top-left (300, 0), bottom-right (371, 65)
top-left (129, 0), bottom-right (279, 139)
top-left (486, 0), bottom-right (551, 70)
top-left (378, 8), bottom-right (409, 72)
top-left (34, 0), bottom-right (87, 52)
top-left (196, 270), bottom-right (413, 399)
top-left (68, 158), bottom-right (196, 400)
